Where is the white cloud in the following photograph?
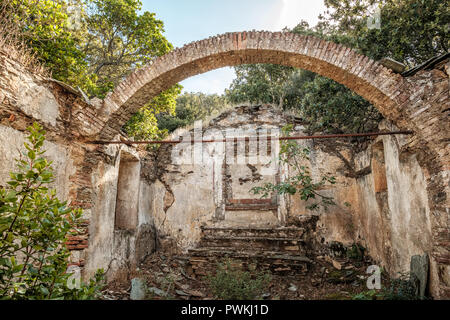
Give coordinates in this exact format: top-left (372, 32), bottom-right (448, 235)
top-left (273, 0), bottom-right (326, 30)
top-left (179, 1), bottom-right (327, 94)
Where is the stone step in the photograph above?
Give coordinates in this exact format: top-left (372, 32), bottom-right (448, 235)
top-left (188, 247), bottom-right (310, 260)
top-left (200, 235), bottom-right (306, 253)
top-left (224, 205), bottom-right (278, 211)
top-left (218, 210), bottom-right (280, 227)
top-left (185, 223), bottom-right (315, 276)
top-left (186, 247), bottom-right (311, 275)
top-left (200, 226), bottom-right (305, 239)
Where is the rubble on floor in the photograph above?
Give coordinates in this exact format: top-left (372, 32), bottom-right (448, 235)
top-left (101, 249), bottom-right (377, 300)
top-left (101, 215), bottom-right (382, 300)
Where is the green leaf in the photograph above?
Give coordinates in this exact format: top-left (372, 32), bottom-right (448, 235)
top-left (28, 150), bottom-right (36, 160)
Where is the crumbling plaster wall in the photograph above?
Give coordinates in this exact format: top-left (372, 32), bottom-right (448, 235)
top-left (0, 55), bottom-right (76, 201)
top-left (286, 118), bottom-right (438, 296)
top-left (0, 48), bottom-right (448, 297)
top-left (83, 143), bottom-right (156, 281)
top-left (138, 106), bottom-right (289, 249)
top-left (142, 106), bottom-right (361, 249)
top-left (354, 121), bottom-right (436, 295)
top-left (0, 53), bottom-right (157, 282)
top-left (145, 164), bottom-right (217, 250)
top-left (278, 119), bottom-right (439, 296)
top-left (0, 54), bottom-right (94, 273)
top-left (285, 136), bottom-right (359, 246)
top-left (0, 125), bottom-right (74, 200)
top-left (144, 105), bottom-right (442, 297)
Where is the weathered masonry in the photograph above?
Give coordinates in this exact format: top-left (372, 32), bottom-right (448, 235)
top-left (141, 105), bottom-right (443, 291)
top-left (0, 31), bottom-right (448, 298)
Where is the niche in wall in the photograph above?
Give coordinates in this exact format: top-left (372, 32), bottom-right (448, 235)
top-left (114, 151), bottom-right (140, 230)
top-left (370, 140), bottom-right (392, 263)
top-left (371, 141), bottom-right (388, 193)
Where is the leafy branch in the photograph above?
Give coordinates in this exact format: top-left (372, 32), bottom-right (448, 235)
top-left (0, 123), bottom-right (104, 300)
top-left (251, 124), bottom-right (336, 212)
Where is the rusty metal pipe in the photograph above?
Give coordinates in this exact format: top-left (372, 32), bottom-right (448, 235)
top-left (90, 130), bottom-right (414, 145)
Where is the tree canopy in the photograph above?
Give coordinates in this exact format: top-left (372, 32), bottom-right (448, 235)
top-left (225, 0), bottom-right (448, 134)
top-left (321, 0), bottom-right (449, 67)
top-left (2, 0), bottom-right (447, 138)
top-left (157, 92), bottom-right (231, 134)
top-left (4, 0), bottom-right (96, 91)
top-left (82, 0), bottom-right (174, 96)
top-left (123, 84), bottom-right (182, 141)
top-left (2, 0), bottom-right (181, 139)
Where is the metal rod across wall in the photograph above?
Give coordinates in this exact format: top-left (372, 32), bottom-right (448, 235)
top-left (90, 130), bottom-right (414, 145)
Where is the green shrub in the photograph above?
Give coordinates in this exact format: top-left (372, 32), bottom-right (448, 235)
top-left (382, 272), bottom-right (419, 300)
top-left (207, 259), bottom-right (271, 300)
top-left (352, 289), bottom-right (384, 300)
top-left (251, 124), bottom-right (336, 212)
top-left (352, 272), bottom-right (420, 300)
top-left (346, 243), bottom-right (365, 261)
top-left (0, 123), bottom-right (104, 299)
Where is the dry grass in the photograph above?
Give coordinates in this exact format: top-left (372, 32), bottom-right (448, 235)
top-left (0, 0), bottom-right (48, 76)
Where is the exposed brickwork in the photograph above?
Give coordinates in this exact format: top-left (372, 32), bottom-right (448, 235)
top-left (188, 225), bottom-right (311, 276)
top-left (85, 31), bottom-right (448, 297)
top-left (66, 236), bottom-right (89, 251)
top-left (95, 32), bottom-right (410, 140)
top-left (1, 32), bottom-right (448, 298)
top-left (228, 199), bottom-right (273, 205)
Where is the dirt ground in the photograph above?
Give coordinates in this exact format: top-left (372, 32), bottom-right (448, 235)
top-left (101, 251), bottom-right (387, 300)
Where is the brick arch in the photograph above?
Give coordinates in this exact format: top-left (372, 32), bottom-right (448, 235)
top-left (87, 31), bottom-right (449, 298)
top-left (99, 31), bottom-right (412, 139)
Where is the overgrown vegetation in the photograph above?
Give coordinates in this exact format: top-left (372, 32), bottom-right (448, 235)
top-left (321, 0), bottom-right (448, 67)
top-left (0, 123), bottom-right (104, 299)
top-left (123, 85), bottom-right (183, 141)
top-left (0, 0), bottom-right (181, 140)
top-left (124, 91), bottom-right (231, 141)
top-left (251, 125), bottom-right (336, 211)
top-left (1, 0), bottom-right (174, 97)
top-left (353, 272), bottom-right (421, 300)
top-left (226, 0), bottom-right (448, 134)
top-left (207, 259), bottom-right (271, 300)
top-left (0, 0), bottom-right (49, 75)
top-left (2, 0), bottom-right (446, 140)
top-left (157, 92), bottom-right (231, 133)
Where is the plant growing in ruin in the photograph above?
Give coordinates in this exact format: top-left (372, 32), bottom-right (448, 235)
top-left (352, 271), bottom-right (421, 300)
top-left (0, 123), bottom-right (104, 299)
top-left (251, 124), bottom-right (336, 211)
top-left (207, 259), bottom-right (271, 300)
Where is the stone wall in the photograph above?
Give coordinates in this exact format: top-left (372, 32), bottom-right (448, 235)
top-left (354, 121), bottom-right (435, 293)
top-left (0, 53), bottom-right (157, 283)
top-left (141, 105), bottom-right (443, 296)
top-left (87, 32), bottom-right (448, 297)
top-left (0, 53), bottom-right (93, 272)
top-left (138, 105), bottom-right (291, 249)
top-left (0, 37), bottom-right (448, 298)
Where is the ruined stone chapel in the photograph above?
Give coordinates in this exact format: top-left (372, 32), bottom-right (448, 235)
top-left (0, 31), bottom-right (448, 298)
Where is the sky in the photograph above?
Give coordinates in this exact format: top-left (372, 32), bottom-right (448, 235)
top-left (140, 0), bottom-right (327, 94)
